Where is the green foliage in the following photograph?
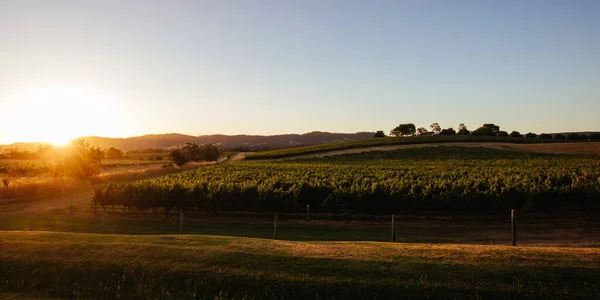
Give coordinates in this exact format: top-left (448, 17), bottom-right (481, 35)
top-left (169, 149), bottom-right (189, 166)
top-left (100, 147), bottom-right (600, 217)
top-left (169, 143), bottom-right (222, 166)
top-left (497, 131), bottom-right (508, 137)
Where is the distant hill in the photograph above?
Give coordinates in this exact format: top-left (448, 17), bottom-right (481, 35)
top-left (1, 132), bottom-right (376, 152)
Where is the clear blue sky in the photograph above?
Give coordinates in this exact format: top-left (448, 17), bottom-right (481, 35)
top-left (1, 0), bottom-right (599, 144)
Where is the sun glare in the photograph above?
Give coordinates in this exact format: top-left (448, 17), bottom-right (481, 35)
top-left (8, 84), bottom-right (123, 145)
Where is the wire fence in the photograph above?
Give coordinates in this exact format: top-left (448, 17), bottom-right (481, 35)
top-left (2, 203), bottom-right (600, 247)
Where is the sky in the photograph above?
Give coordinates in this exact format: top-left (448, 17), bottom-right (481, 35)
top-left (1, 0), bottom-right (599, 144)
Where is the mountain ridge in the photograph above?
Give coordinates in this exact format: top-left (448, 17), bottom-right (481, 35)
top-left (0, 132), bottom-right (376, 152)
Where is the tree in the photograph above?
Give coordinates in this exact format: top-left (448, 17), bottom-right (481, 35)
top-left (105, 147), bottom-right (124, 159)
top-left (472, 126), bottom-right (495, 136)
top-left (62, 139), bottom-right (102, 179)
top-left (482, 124), bottom-right (500, 135)
top-left (509, 131), bottom-right (522, 138)
top-left (439, 128), bottom-right (456, 135)
top-left (538, 133), bottom-right (552, 139)
top-left (579, 134), bottom-right (589, 141)
top-left (390, 123), bottom-right (416, 137)
top-left (416, 127), bottom-right (428, 136)
top-left (553, 134), bottom-right (565, 140)
top-left (497, 131), bottom-right (508, 137)
top-left (567, 133), bottom-right (579, 140)
top-left (589, 133), bottom-right (600, 140)
top-left (457, 124), bottom-right (470, 135)
top-left (373, 131), bottom-right (386, 138)
top-left (430, 123), bottom-right (441, 135)
top-left (170, 149), bottom-right (189, 166)
top-left (525, 132), bottom-right (537, 138)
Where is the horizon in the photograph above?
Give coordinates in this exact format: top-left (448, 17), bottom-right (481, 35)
top-left (1, 1), bottom-right (599, 145)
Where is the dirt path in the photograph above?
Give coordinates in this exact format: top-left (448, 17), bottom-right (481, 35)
top-left (1, 156), bottom-right (237, 215)
top-left (255, 142), bottom-right (600, 161)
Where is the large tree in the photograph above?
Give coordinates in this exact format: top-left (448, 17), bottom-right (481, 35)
top-left (390, 123), bottom-right (416, 137)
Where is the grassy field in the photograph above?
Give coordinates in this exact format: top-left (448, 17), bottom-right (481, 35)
top-left (0, 231), bottom-right (599, 299)
top-left (246, 135), bottom-right (595, 160)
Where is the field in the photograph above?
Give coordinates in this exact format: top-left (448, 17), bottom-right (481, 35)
top-left (96, 147), bottom-right (600, 218)
top-left (245, 135), bottom-right (598, 160)
top-left (1, 232), bottom-right (599, 299)
top-left (2, 145), bottom-right (600, 299)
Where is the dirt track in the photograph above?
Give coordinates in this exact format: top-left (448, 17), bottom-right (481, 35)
top-left (260, 142), bottom-right (600, 161)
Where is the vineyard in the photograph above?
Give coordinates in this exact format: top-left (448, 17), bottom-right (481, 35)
top-left (94, 147), bottom-right (600, 217)
top-left (245, 135), bottom-right (593, 160)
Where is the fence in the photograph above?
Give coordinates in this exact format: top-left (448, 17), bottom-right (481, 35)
top-left (3, 205), bottom-right (599, 247)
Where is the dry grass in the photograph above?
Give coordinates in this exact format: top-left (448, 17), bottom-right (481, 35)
top-left (1, 231), bottom-right (599, 299)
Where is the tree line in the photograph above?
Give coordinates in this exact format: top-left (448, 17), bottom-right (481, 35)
top-left (377, 123), bottom-right (600, 140)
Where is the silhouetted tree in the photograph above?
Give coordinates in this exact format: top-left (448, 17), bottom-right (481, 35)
top-left (497, 131), bottom-right (508, 137)
top-left (579, 134), bottom-right (589, 141)
top-left (439, 128), bottom-right (456, 135)
top-left (373, 131), bottom-right (386, 138)
top-left (390, 123), bottom-right (416, 136)
top-left (509, 131), bottom-right (522, 138)
top-left (567, 133), bottom-right (580, 140)
top-left (472, 126), bottom-right (495, 136)
top-left (538, 133), bottom-right (552, 139)
top-left (553, 134), bottom-right (565, 140)
top-left (525, 132), bottom-right (537, 138)
top-left (589, 133), bottom-right (600, 140)
top-left (430, 123), bottom-right (441, 135)
top-left (105, 147), bottom-right (124, 159)
top-left (457, 124), bottom-right (470, 135)
top-left (416, 127), bottom-right (428, 136)
top-left (482, 124), bottom-right (500, 135)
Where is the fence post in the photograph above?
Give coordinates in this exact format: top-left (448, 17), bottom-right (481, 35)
top-left (391, 214), bottom-right (396, 242)
top-left (30, 211), bottom-right (33, 231)
top-left (273, 214), bottom-right (278, 240)
top-left (306, 204), bottom-right (310, 220)
top-left (179, 212), bottom-right (184, 235)
top-left (511, 209), bottom-right (517, 246)
top-left (101, 211), bottom-right (104, 234)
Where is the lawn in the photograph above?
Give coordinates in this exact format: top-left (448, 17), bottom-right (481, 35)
top-left (0, 231), bottom-right (599, 299)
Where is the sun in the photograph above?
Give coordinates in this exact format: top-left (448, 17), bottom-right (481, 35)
top-left (8, 84), bottom-right (123, 145)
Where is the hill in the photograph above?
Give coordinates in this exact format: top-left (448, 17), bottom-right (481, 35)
top-left (1, 131), bottom-right (375, 152)
top-left (246, 135), bottom-right (600, 160)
